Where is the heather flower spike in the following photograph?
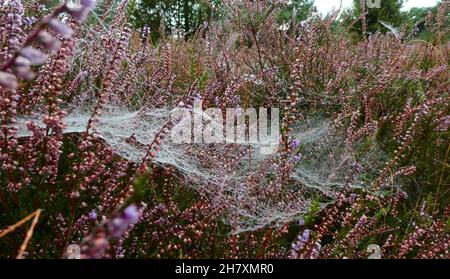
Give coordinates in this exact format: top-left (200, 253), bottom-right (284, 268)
top-left (19, 46), bottom-right (48, 65)
top-left (48, 19), bottom-right (73, 39)
top-left (0, 71), bottom-right (18, 90)
top-left (80, 204), bottom-right (143, 258)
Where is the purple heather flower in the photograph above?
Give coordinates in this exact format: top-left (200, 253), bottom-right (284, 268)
top-left (9, 38), bottom-right (20, 46)
top-left (155, 203), bottom-right (166, 212)
top-left (20, 46), bottom-right (48, 65)
top-left (291, 242), bottom-right (301, 251)
top-left (106, 205), bottom-right (142, 237)
top-left (310, 242), bottom-right (322, 259)
top-left (110, 218), bottom-right (129, 237)
top-left (349, 193), bottom-right (358, 203)
top-left (314, 242), bottom-right (321, 250)
top-left (48, 19), bottom-right (73, 38)
top-left (37, 31), bottom-right (61, 52)
top-left (290, 251), bottom-right (298, 258)
top-left (66, 6), bottom-right (90, 22)
top-left (293, 154), bottom-right (302, 162)
top-left (14, 65), bottom-right (34, 80)
top-left (88, 210), bottom-right (97, 220)
top-left (290, 139), bottom-right (300, 149)
top-left (14, 56), bottom-right (31, 67)
top-left (14, 56), bottom-right (34, 80)
top-left (299, 229), bottom-right (310, 242)
top-left (81, 0), bottom-right (97, 9)
top-left (352, 162), bottom-right (363, 173)
top-left (436, 116), bottom-right (450, 132)
top-left (419, 202), bottom-right (428, 221)
top-left (298, 217), bottom-right (305, 226)
top-left (0, 71), bottom-right (18, 90)
top-left (24, 16), bottom-right (37, 26)
top-left (289, 228), bottom-right (311, 258)
top-left (123, 204), bottom-right (140, 223)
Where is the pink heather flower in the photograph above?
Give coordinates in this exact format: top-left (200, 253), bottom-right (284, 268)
top-left (37, 31), bottom-right (61, 52)
top-left (0, 71), bottom-right (18, 90)
top-left (19, 46), bottom-right (48, 65)
top-left (48, 19), bottom-right (73, 38)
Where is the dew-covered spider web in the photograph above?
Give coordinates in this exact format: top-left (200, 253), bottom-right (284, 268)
top-left (15, 104), bottom-right (387, 233)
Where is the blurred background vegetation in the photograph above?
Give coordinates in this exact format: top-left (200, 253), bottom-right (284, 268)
top-left (122, 0), bottom-right (446, 42)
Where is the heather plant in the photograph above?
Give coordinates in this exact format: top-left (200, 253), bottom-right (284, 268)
top-left (0, 0), bottom-right (449, 259)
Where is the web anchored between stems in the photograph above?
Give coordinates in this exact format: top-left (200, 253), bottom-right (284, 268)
top-left (15, 107), bottom-right (386, 233)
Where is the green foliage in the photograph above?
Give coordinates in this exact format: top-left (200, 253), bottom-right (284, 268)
top-left (364, 0), bottom-right (402, 34)
top-left (401, 5), bottom-right (445, 40)
top-left (304, 197), bottom-right (321, 225)
top-left (277, 0), bottom-right (314, 24)
top-left (341, 0), bottom-right (446, 41)
top-left (342, 0), bottom-right (404, 37)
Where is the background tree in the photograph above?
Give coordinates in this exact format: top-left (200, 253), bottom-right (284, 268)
top-left (343, 0), bottom-right (404, 38)
top-left (277, 0), bottom-right (314, 24)
top-left (129, 0), bottom-right (222, 42)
